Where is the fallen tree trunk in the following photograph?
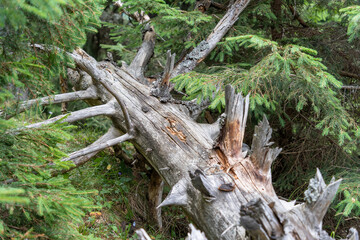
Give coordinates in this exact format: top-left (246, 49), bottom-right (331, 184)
top-left (53, 47), bottom-right (355, 240)
top-left (8, 1), bottom-right (358, 239)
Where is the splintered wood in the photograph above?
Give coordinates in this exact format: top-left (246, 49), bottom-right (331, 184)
top-left (165, 117), bottom-right (187, 142)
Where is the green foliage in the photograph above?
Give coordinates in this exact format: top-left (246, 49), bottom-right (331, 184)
top-left (0, 120), bottom-right (100, 239)
top-left (172, 34), bottom-right (359, 152)
top-left (340, 5), bottom-right (360, 42)
top-left (0, 188), bottom-right (29, 204)
top-left (301, 0), bottom-right (359, 23)
top-left (101, 0), bottom-right (213, 70)
top-left (0, 0), bottom-right (104, 115)
top-left (1, 0), bottom-right (359, 237)
top-left (336, 189), bottom-right (360, 217)
top-left (0, 3), bottom-right (107, 236)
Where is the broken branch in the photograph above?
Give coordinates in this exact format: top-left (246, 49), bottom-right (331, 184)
top-left (70, 49), bottom-right (134, 135)
top-left (2, 87), bottom-right (97, 120)
top-left (127, 24), bottom-right (156, 85)
top-left (60, 127), bottom-right (122, 171)
top-left (219, 85), bottom-right (249, 163)
top-left (62, 133), bottom-right (133, 162)
top-left (171, 0), bottom-right (251, 78)
top-left (24, 102), bottom-right (116, 129)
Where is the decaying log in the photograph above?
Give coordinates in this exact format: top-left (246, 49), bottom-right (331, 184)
top-left (218, 85), bottom-right (249, 164)
top-left (150, 50), bottom-right (176, 102)
top-left (135, 228), bottom-right (151, 240)
top-left (10, 1), bottom-right (357, 239)
top-left (62, 48), bottom-right (357, 239)
top-left (186, 224), bottom-right (208, 240)
top-left (149, 0), bottom-right (251, 105)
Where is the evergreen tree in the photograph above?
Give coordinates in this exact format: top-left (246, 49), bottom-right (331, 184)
top-left (99, 0), bottom-right (360, 229)
top-left (0, 0), bottom-right (104, 238)
top-left (1, 0), bottom-right (360, 238)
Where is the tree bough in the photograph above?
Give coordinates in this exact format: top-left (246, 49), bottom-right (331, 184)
top-left (7, 1), bottom-right (359, 239)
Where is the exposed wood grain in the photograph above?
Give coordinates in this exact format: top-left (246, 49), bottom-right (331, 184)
top-left (65, 49), bottom-right (357, 240)
top-left (148, 170), bottom-right (164, 229)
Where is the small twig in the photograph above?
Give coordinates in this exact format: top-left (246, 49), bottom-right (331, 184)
top-left (221, 223), bottom-right (235, 237)
top-left (342, 85), bottom-right (360, 90)
top-left (340, 71), bottom-right (360, 81)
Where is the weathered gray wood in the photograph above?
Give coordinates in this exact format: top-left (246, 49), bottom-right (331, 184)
top-left (150, 50), bottom-right (175, 102)
top-left (148, 170), bottom-right (164, 229)
top-left (303, 169), bottom-right (342, 229)
top-left (64, 49), bottom-right (356, 239)
top-left (58, 127), bottom-right (122, 173)
top-left (21, 2), bottom-right (357, 238)
top-left (157, 179), bottom-right (188, 208)
top-left (251, 116), bottom-right (282, 179)
top-left (345, 228), bottom-right (359, 240)
top-left (186, 224), bottom-right (208, 240)
top-left (1, 87), bottom-right (98, 119)
top-left (170, 0), bottom-right (251, 79)
top-left (128, 24), bottom-right (156, 85)
top-left (62, 133), bottom-right (132, 162)
top-left (24, 102), bottom-right (116, 129)
top-left (135, 228), bottom-right (151, 240)
top-left (135, 224), bottom-right (208, 240)
top-left (218, 85), bottom-right (249, 164)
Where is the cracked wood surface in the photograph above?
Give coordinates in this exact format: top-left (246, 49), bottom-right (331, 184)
top-left (13, 1), bottom-right (357, 238)
top-left (65, 49), bottom-right (357, 239)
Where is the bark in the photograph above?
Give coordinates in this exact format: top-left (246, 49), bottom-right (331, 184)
top-left (340, 71), bottom-right (360, 80)
top-left (62, 49), bottom-right (357, 240)
top-left (19, 2), bottom-right (358, 239)
top-left (270, 0), bottom-right (283, 40)
top-left (127, 24), bottom-right (156, 85)
top-left (288, 5), bottom-right (309, 28)
top-left (148, 170), bottom-right (164, 229)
